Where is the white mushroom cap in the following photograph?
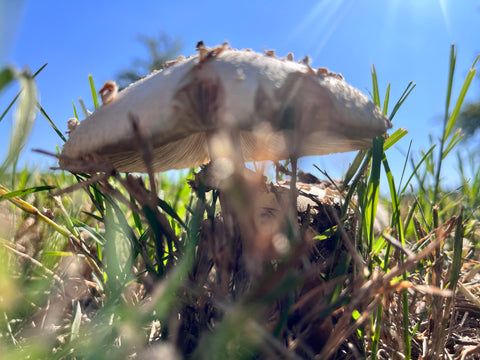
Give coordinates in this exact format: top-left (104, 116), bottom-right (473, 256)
top-left (60, 44), bottom-right (392, 173)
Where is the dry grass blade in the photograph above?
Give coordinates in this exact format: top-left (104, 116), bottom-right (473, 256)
top-left (460, 343), bottom-right (480, 360)
top-left (330, 209), bottom-right (366, 275)
top-left (0, 238), bottom-right (63, 286)
top-left (382, 232), bottom-right (413, 257)
top-left (50, 172), bottom-right (113, 197)
top-left (318, 216), bottom-right (457, 359)
top-left (33, 148), bottom-right (115, 174)
top-left (0, 183), bottom-right (104, 278)
top-left (457, 282), bottom-right (480, 312)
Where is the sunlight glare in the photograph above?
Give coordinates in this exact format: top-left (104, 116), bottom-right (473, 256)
top-left (287, 0), bottom-right (354, 60)
top-left (438, 0), bottom-right (451, 33)
top-left (388, 0), bottom-right (451, 34)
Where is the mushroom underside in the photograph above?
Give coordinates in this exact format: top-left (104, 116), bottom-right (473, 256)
top-left (64, 129), bottom-right (377, 173)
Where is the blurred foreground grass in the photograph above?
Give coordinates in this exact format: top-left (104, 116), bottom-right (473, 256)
top-left (1, 46), bottom-right (480, 359)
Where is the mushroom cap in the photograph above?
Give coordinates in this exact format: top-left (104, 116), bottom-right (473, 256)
top-left (60, 45), bottom-right (392, 173)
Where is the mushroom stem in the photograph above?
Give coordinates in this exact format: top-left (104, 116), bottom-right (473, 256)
top-left (290, 155), bottom-right (298, 212)
top-left (205, 129), bottom-right (251, 282)
top-left (129, 114), bottom-right (158, 203)
top-left (288, 155), bottom-right (301, 244)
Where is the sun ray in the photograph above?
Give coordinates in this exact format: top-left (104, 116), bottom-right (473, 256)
top-left (287, 0), bottom-right (354, 60)
top-left (438, 0), bottom-right (451, 34)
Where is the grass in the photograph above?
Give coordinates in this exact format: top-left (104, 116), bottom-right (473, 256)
top-left (1, 44), bottom-right (480, 359)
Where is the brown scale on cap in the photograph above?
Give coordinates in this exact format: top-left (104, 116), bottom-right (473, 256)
top-left (316, 67), bottom-right (344, 80)
top-left (66, 118), bottom-right (79, 135)
top-left (163, 55), bottom-right (186, 70)
top-left (213, 41), bottom-right (231, 55)
top-left (99, 80), bottom-right (118, 105)
top-left (196, 41), bottom-right (232, 63)
top-left (300, 55), bottom-right (311, 66)
top-left (196, 40), bottom-right (208, 61)
top-left (299, 55), bottom-right (316, 75)
top-left (316, 67), bottom-right (329, 76)
top-left (264, 49), bottom-right (276, 57)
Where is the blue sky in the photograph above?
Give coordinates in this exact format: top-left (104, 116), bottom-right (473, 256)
top-left (1, 0), bottom-right (479, 187)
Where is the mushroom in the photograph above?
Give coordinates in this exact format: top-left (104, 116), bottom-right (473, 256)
top-left (59, 42), bottom-right (393, 273)
top-left (60, 42), bottom-right (392, 174)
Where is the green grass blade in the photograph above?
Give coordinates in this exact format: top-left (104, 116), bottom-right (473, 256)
top-left (142, 205), bottom-right (166, 276)
top-left (72, 100), bottom-right (79, 120)
top-left (449, 208), bottom-right (464, 290)
top-left (42, 250), bottom-right (75, 257)
top-left (0, 91), bottom-right (20, 124)
top-left (38, 103), bottom-right (67, 142)
top-left (0, 70), bottom-right (38, 177)
top-left (129, 194), bottom-right (144, 234)
top-left (78, 98), bottom-right (89, 118)
top-left (341, 153), bottom-right (371, 217)
top-left (365, 137), bottom-right (383, 251)
top-left (371, 64), bottom-right (381, 107)
top-left (157, 197), bottom-right (187, 230)
top-left (104, 200), bottom-right (123, 293)
top-left (17, 165), bottom-right (30, 190)
top-left (382, 83), bottom-right (390, 115)
top-left (442, 129), bottom-right (464, 160)
top-left (89, 74), bottom-right (99, 109)
top-left (383, 158), bottom-right (403, 241)
top-left (0, 185), bottom-right (55, 202)
top-left (371, 305), bottom-right (383, 359)
top-left (402, 198), bottom-right (418, 235)
top-left (382, 156), bottom-right (411, 358)
top-left (71, 219), bottom-right (106, 245)
top-left (383, 127), bottom-right (408, 151)
top-left (443, 45), bottom-right (457, 133)
top-left (32, 63), bottom-right (48, 77)
top-left (0, 64), bottom-right (46, 123)
top-left (389, 81), bottom-right (416, 121)
top-left (70, 301), bottom-right (82, 341)
top-left (0, 67), bottom-right (15, 94)
top-left (343, 150), bottom-right (367, 187)
top-left (434, 46), bottom-right (477, 204)
top-left (396, 140), bottom-right (412, 197)
top-left (444, 58), bottom-right (478, 139)
top-left (400, 145), bottom-right (436, 197)
top-left (154, 197), bottom-right (206, 320)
